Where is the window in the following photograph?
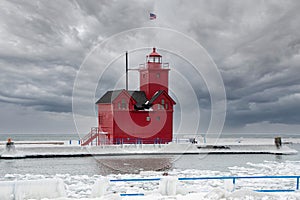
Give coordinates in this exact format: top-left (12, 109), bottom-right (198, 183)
top-left (149, 57), bottom-right (161, 63)
top-left (154, 57), bottom-right (161, 63)
top-left (146, 116), bottom-right (151, 121)
top-left (161, 99), bottom-right (165, 109)
top-left (118, 102), bottom-right (121, 109)
top-left (157, 104), bottom-right (160, 110)
top-left (165, 104), bottom-right (168, 109)
top-left (121, 98), bottom-right (127, 109)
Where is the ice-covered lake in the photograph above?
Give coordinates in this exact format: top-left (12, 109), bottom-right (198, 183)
top-left (0, 134), bottom-right (299, 199)
top-left (1, 160), bottom-right (300, 199)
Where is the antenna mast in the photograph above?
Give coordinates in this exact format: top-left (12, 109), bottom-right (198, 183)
top-left (125, 51), bottom-right (128, 91)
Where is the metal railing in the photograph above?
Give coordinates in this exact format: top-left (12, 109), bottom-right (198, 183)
top-left (108, 175), bottom-right (300, 196)
top-left (138, 63), bottom-right (170, 69)
top-left (80, 127), bottom-right (99, 146)
top-left (178, 175), bottom-right (300, 192)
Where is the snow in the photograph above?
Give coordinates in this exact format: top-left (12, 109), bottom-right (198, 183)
top-left (0, 138), bottom-right (298, 158)
top-left (159, 176), bottom-right (177, 195)
top-left (0, 161), bottom-right (299, 199)
top-left (0, 179), bottom-right (66, 200)
top-left (91, 178), bottom-right (110, 198)
top-left (224, 179), bottom-right (235, 192)
top-left (0, 138), bottom-right (299, 199)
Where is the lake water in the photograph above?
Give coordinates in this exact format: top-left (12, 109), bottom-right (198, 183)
top-left (0, 133), bottom-right (299, 176)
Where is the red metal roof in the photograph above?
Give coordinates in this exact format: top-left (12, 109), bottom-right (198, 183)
top-left (149, 47), bottom-right (161, 57)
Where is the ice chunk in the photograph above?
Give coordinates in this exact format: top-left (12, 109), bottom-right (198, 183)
top-left (91, 178), bottom-right (110, 198)
top-left (204, 188), bottom-right (227, 199)
top-left (0, 181), bottom-right (14, 200)
top-left (224, 179), bottom-right (235, 192)
top-left (159, 176), bottom-right (177, 196)
top-left (0, 178), bottom-right (66, 200)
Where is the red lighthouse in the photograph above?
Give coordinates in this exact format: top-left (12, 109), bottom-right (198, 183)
top-left (81, 48), bottom-right (176, 145)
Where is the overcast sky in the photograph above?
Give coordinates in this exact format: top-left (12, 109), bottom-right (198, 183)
top-left (0, 0), bottom-right (300, 136)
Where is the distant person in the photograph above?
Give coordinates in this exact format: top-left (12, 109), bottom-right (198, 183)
top-left (6, 138), bottom-right (15, 152)
top-left (190, 138), bottom-right (197, 144)
top-left (275, 137), bottom-right (282, 149)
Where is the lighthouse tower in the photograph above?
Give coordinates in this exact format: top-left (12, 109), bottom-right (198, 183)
top-left (139, 48), bottom-right (170, 99)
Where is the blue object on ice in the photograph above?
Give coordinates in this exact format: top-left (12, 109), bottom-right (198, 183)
top-left (120, 193), bottom-right (145, 196)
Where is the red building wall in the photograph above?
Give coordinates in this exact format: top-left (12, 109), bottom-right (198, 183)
top-left (140, 68), bottom-right (169, 99)
top-left (113, 110), bottom-right (173, 144)
top-left (111, 92), bottom-right (174, 144)
top-left (98, 104), bottom-right (113, 139)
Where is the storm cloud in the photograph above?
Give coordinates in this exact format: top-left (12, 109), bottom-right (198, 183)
top-left (0, 0), bottom-right (300, 134)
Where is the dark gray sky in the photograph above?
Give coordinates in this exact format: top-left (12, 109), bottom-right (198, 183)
top-left (0, 0), bottom-right (300, 135)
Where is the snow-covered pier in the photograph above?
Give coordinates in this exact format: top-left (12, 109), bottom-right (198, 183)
top-left (0, 137), bottom-right (298, 159)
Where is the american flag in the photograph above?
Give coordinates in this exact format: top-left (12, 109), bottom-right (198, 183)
top-left (150, 13), bottom-right (156, 20)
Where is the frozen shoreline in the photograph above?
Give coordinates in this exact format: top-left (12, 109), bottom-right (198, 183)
top-left (1, 161), bottom-right (300, 199)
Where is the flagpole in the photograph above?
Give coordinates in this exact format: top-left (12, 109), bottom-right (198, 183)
top-left (125, 51), bottom-right (128, 91)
